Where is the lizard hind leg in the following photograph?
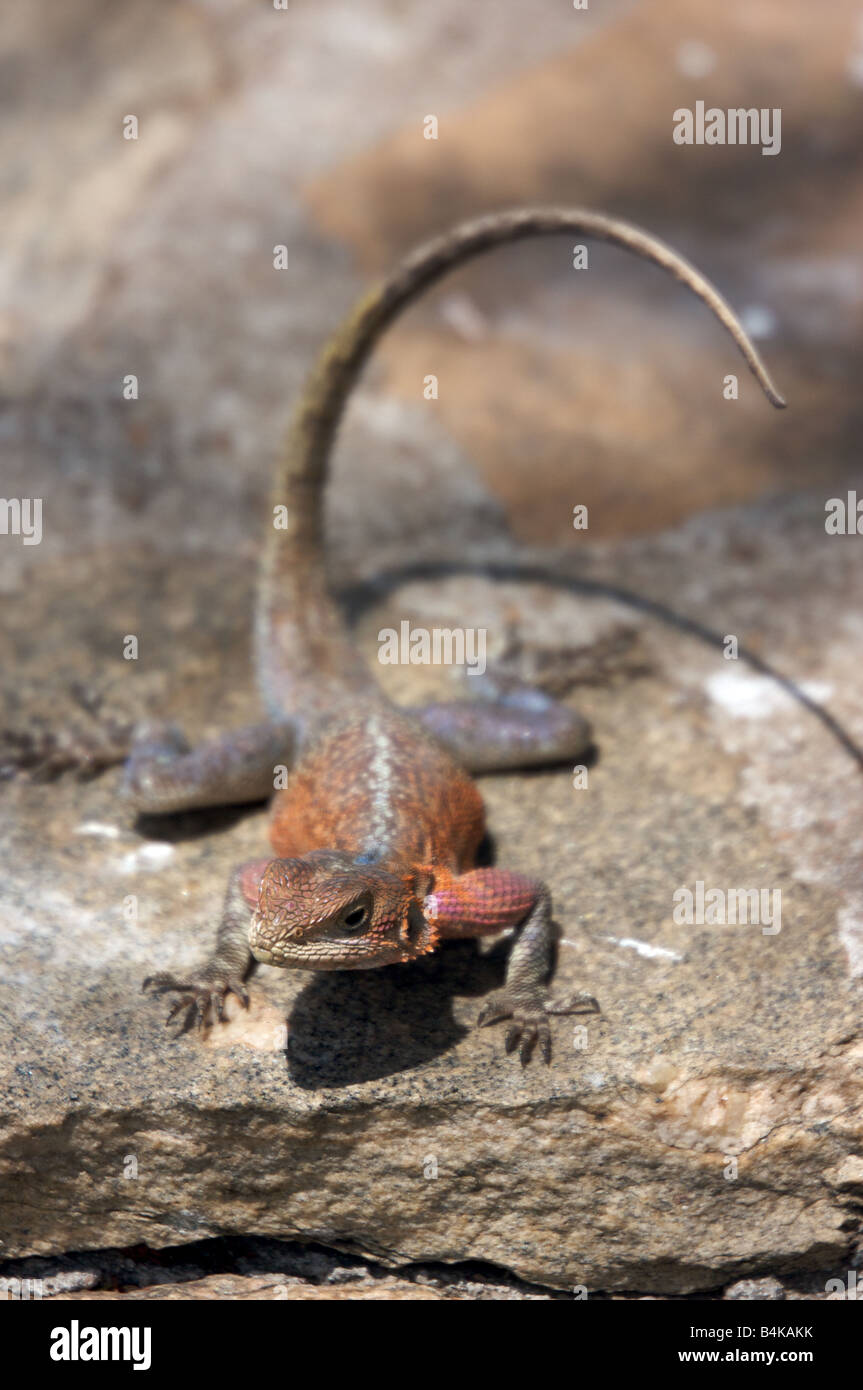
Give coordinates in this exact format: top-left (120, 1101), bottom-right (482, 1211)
top-left (412, 686), bottom-right (593, 774)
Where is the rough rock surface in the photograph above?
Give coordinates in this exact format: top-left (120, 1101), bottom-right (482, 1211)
top-left (1, 0), bottom-right (862, 1296)
top-left (47, 1275), bottom-right (449, 1301)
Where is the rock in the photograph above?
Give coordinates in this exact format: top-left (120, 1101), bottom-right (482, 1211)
top-left (1, 0), bottom-right (862, 1298)
top-left (46, 1275), bottom-right (448, 1301)
top-left (823, 1157), bottom-right (863, 1193)
top-left (2, 488), bottom-right (862, 1294)
top-left (724, 1278), bottom-right (785, 1301)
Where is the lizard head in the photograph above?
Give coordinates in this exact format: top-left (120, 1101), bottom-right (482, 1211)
top-left (249, 849), bottom-right (438, 970)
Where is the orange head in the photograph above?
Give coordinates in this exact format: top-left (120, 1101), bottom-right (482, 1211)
top-left (249, 849), bottom-right (438, 970)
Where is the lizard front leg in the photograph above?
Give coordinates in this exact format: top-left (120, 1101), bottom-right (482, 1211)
top-left (121, 720), bottom-right (295, 814)
top-left (143, 859), bottom-right (270, 1029)
top-left (427, 867), bottom-right (599, 1063)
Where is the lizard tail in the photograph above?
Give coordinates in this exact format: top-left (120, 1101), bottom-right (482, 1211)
top-left (257, 207), bottom-right (785, 721)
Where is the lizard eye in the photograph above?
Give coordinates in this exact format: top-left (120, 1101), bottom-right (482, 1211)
top-left (341, 903), bottom-right (368, 930)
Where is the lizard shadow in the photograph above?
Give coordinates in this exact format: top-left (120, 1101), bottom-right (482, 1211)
top-left (131, 801), bottom-right (266, 844)
top-left (285, 938), bottom-right (506, 1087)
top-left (287, 831), bottom-right (506, 1087)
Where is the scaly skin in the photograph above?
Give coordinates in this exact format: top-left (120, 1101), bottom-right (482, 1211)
top-left (131, 208), bottom-right (784, 1064)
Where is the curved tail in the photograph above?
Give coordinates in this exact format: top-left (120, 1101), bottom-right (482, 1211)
top-left (256, 207), bottom-right (785, 722)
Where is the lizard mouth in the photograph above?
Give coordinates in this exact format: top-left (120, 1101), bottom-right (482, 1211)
top-left (249, 913), bottom-right (333, 968)
top-left (248, 911), bottom-right (278, 964)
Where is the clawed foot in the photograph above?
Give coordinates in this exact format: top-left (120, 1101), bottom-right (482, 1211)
top-left (477, 989), bottom-right (600, 1064)
top-left (142, 970), bottom-right (249, 1031)
top-left (120, 722), bottom-right (190, 808)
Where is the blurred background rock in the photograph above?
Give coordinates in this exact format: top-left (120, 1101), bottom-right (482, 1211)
top-left (2, 0), bottom-right (859, 565)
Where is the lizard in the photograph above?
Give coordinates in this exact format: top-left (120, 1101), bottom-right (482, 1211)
top-left (124, 208), bottom-right (784, 1064)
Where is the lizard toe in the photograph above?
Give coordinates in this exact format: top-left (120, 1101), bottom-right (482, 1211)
top-left (477, 991), bottom-right (512, 1029)
top-left (545, 990), bottom-right (601, 1017)
top-left (143, 972), bottom-right (193, 996)
top-left (144, 970), bottom-right (246, 1031)
top-left (226, 981), bottom-right (250, 1008)
top-left (212, 983), bottom-right (248, 1022)
top-left (478, 990), bottom-right (554, 1063)
top-left (507, 1014), bottom-right (552, 1065)
top-left (166, 997), bottom-right (198, 1031)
